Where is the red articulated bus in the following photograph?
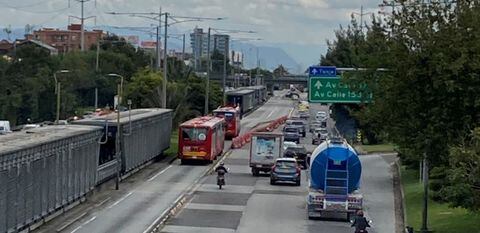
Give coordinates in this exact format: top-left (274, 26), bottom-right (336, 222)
top-left (213, 106), bottom-right (241, 138)
top-left (178, 116), bottom-right (226, 164)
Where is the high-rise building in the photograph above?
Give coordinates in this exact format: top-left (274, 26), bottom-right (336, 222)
top-left (213, 34), bottom-right (229, 55)
top-left (190, 27), bottom-right (230, 71)
top-left (190, 27), bottom-right (206, 70)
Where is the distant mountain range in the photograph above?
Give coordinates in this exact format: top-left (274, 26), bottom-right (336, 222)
top-left (230, 42), bottom-right (301, 72)
top-left (0, 26), bottom-right (305, 73)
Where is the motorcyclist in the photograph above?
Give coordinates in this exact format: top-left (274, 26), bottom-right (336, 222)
top-left (215, 162), bottom-right (228, 188)
top-left (351, 210), bottom-right (370, 233)
top-left (215, 162), bottom-right (228, 175)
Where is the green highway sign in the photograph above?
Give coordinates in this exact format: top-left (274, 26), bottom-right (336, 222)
top-left (308, 75), bottom-right (372, 103)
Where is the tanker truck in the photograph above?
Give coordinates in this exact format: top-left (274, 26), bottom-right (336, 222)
top-left (307, 137), bottom-right (363, 220)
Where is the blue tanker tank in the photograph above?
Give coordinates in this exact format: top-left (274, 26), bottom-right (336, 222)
top-left (309, 138), bottom-right (361, 194)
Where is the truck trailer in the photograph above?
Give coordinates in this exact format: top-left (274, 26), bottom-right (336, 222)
top-left (307, 137), bottom-right (363, 220)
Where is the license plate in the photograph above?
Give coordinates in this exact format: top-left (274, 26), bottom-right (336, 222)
top-left (192, 156), bottom-right (197, 159)
top-left (326, 202), bottom-right (346, 210)
top-left (256, 164), bottom-right (262, 168)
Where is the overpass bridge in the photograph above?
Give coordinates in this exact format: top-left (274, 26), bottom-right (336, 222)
top-left (208, 74), bottom-right (308, 86)
top-left (207, 68), bottom-right (374, 87)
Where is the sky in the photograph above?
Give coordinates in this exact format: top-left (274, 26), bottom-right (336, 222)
top-left (0, 0), bottom-right (381, 71)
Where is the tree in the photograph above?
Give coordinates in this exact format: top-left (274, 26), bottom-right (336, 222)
top-left (441, 128), bottom-right (480, 211)
top-left (321, 1), bottom-right (480, 211)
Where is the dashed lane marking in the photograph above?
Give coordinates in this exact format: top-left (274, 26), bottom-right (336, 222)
top-left (94, 197), bottom-right (111, 207)
top-left (107, 191), bottom-right (133, 209)
top-left (69, 216), bottom-right (96, 233)
top-left (148, 165), bottom-right (173, 182)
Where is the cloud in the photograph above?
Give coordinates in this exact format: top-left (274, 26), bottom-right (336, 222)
top-left (0, 0), bottom-right (380, 69)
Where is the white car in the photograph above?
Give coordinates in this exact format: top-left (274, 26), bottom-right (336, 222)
top-left (316, 111), bottom-right (327, 117)
top-left (315, 111), bottom-right (327, 121)
top-left (283, 141), bottom-right (297, 151)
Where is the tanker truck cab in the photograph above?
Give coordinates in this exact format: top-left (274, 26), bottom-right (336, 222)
top-left (307, 137), bottom-right (363, 220)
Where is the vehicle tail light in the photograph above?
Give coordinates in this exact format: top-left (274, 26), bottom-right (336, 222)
top-left (296, 167), bottom-right (301, 175)
top-left (271, 165), bottom-right (276, 171)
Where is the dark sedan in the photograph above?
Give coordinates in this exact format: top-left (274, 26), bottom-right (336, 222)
top-left (283, 126), bottom-right (301, 144)
top-left (283, 145), bottom-right (309, 168)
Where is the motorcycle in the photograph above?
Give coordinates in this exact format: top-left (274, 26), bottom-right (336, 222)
top-left (350, 219), bottom-right (373, 233)
top-left (217, 174), bottom-right (225, 189)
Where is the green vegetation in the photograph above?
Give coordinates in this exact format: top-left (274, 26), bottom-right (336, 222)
top-left (402, 168), bottom-right (480, 233)
top-left (164, 130), bottom-right (179, 158)
top-left (0, 35), bottom-right (228, 126)
top-left (357, 144), bottom-right (396, 153)
top-left (322, 1), bottom-right (480, 211)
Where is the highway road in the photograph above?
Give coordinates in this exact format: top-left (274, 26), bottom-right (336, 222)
top-left (33, 91), bottom-right (294, 233)
top-left (159, 100), bottom-right (397, 233)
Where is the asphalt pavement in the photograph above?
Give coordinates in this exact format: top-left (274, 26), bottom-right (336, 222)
top-left (160, 98), bottom-right (397, 233)
top-left (32, 90), bottom-right (293, 233)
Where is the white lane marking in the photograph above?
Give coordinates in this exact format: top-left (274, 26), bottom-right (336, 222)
top-left (70, 216), bottom-right (97, 233)
top-left (185, 203), bottom-right (245, 212)
top-left (94, 197), bottom-right (111, 207)
top-left (142, 207), bottom-right (172, 233)
top-left (161, 225), bottom-right (235, 233)
top-left (107, 192), bottom-right (133, 209)
top-left (148, 165), bottom-right (173, 182)
top-left (266, 109), bottom-right (274, 118)
top-left (57, 212), bottom-right (88, 232)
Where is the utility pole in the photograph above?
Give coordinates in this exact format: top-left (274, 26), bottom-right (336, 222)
top-left (70, 0), bottom-right (95, 52)
top-left (421, 153), bottom-right (430, 233)
top-left (256, 47), bottom-right (260, 86)
top-left (182, 34), bottom-right (186, 61)
top-left (80, 0), bottom-right (85, 51)
top-left (108, 11), bottom-right (223, 110)
top-left (162, 13), bottom-right (168, 108)
top-left (205, 27), bottom-right (211, 115)
top-left (360, 6), bottom-right (364, 31)
top-left (223, 40), bottom-right (227, 105)
top-left (157, 7), bottom-right (162, 71)
top-left (378, 1), bottom-right (396, 34)
top-left (352, 5), bottom-right (372, 32)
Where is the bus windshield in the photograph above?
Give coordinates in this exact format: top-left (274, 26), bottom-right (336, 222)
top-left (214, 111), bottom-right (234, 122)
top-left (182, 127), bottom-right (208, 142)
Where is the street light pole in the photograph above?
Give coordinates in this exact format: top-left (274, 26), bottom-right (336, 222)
top-left (107, 73), bottom-right (124, 191)
top-left (205, 27), bottom-right (211, 115)
top-left (53, 70), bottom-right (70, 124)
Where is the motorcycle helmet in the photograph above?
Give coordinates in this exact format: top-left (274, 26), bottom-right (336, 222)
top-left (356, 210), bottom-right (364, 217)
